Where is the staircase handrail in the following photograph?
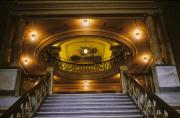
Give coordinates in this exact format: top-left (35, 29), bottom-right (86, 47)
top-left (0, 73), bottom-right (50, 118)
top-left (46, 52), bottom-right (125, 72)
top-left (124, 72), bottom-right (180, 118)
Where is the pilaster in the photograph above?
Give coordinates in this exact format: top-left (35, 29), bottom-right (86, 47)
top-left (10, 18), bottom-right (26, 67)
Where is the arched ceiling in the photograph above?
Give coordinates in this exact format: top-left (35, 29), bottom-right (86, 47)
top-left (45, 35), bottom-right (132, 65)
top-left (22, 17), bottom-right (153, 74)
top-left (53, 36), bottom-right (112, 62)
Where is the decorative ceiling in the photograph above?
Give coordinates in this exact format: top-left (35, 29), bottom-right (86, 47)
top-left (49, 35), bottom-right (125, 63)
top-left (22, 17), bottom-right (153, 74)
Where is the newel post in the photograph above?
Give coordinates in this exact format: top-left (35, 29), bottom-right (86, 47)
top-left (46, 67), bottom-right (53, 95)
top-left (120, 66), bottom-right (128, 93)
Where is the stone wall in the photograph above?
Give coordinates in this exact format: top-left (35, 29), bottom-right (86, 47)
top-left (0, 69), bottom-right (19, 95)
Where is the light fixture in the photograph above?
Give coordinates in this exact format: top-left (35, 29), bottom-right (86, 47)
top-left (34, 81), bottom-right (39, 86)
top-left (23, 58), bottom-right (29, 65)
top-left (133, 18), bottom-right (143, 40)
top-left (30, 31), bottom-right (37, 41)
top-left (29, 18), bottom-right (38, 41)
top-left (81, 19), bottom-right (90, 27)
top-left (83, 80), bottom-right (88, 86)
top-left (143, 56), bottom-right (148, 63)
top-left (133, 28), bottom-right (141, 40)
top-left (83, 48), bottom-right (88, 54)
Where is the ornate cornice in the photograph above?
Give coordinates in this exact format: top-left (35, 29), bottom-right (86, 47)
top-left (12, 0), bottom-right (160, 17)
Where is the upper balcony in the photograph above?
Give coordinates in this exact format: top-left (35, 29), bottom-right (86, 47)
top-left (40, 35), bottom-right (133, 79)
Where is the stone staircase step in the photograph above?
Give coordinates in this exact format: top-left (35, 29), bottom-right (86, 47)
top-left (34, 93), bottom-right (143, 118)
top-left (42, 101), bottom-right (134, 106)
top-left (34, 114), bottom-right (143, 118)
top-left (44, 99), bottom-right (132, 102)
top-left (39, 105), bottom-right (137, 109)
top-left (39, 108), bottom-right (139, 112)
top-left (37, 110), bottom-right (140, 114)
top-left (46, 96), bottom-right (129, 99)
top-left (50, 93), bottom-right (127, 97)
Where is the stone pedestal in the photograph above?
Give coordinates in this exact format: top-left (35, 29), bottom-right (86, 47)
top-left (0, 69), bottom-right (21, 96)
top-left (120, 66), bottom-right (128, 93)
top-left (154, 65), bottom-right (180, 92)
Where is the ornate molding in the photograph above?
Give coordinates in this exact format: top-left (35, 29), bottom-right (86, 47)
top-left (34, 29), bottom-right (137, 64)
top-left (12, 0), bottom-right (160, 16)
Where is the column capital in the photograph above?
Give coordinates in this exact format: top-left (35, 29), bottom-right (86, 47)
top-left (46, 67), bottom-right (54, 72)
top-left (120, 66), bottom-right (128, 71)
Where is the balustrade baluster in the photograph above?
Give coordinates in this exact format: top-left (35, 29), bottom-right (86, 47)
top-left (46, 53), bottom-right (124, 72)
top-left (123, 72), bottom-right (180, 118)
top-left (1, 73), bottom-right (50, 118)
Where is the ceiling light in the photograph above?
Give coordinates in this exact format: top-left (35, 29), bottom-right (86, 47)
top-left (83, 48), bottom-right (88, 54)
top-left (81, 19), bottom-right (90, 27)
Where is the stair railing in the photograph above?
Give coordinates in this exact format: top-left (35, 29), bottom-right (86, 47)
top-left (124, 72), bottom-right (180, 118)
top-left (45, 53), bottom-right (125, 72)
top-left (0, 73), bottom-right (50, 118)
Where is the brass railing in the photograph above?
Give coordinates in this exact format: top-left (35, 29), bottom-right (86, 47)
top-left (46, 53), bottom-right (125, 72)
top-left (1, 73), bottom-right (50, 118)
top-left (124, 72), bottom-right (180, 118)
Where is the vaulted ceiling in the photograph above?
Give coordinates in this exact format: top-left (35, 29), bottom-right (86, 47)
top-left (22, 17), bottom-right (152, 74)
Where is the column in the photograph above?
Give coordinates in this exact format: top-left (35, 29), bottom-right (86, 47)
top-left (120, 66), bottom-right (128, 93)
top-left (146, 15), bottom-right (163, 64)
top-left (10, 18), bottom-right (25, 67)
top-left (146, 15), bottom-right (164, 92)
top-left (46, 67), bottom-right (54, 95)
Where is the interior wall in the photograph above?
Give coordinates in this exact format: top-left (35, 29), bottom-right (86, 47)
top-left (53, 73), bottom-right (121, 93)
top-left (160, 3), bottom-right (180, 78)
top-left (0, 2), bottom-right (10, 67)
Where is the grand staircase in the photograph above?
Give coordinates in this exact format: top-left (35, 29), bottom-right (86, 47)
top-left (34, 93), bottom-right (144, 118)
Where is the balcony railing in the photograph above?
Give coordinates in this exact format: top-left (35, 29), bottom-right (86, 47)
top-left (45, 53), bottom-right (125, 73)
top-left (0, 73), bottom-right (50, 118)
top-left (124, 72), bottom-right (180, 118)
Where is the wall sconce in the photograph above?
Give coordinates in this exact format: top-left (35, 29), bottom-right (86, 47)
top-left (83, 80), bottom-right (88, 86)
top-left (133, 29), bottom-right (141, 40)
top-left (81, 19), bottom-right (90, 27)
top-left (23, 57), bottom-right (29, 65)
top-left (143, 56), bottom-right (148, 63)
top-left (30, 31), bottom-right (37, 41)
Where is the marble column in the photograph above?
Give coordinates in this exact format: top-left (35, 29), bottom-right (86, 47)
top-left (10, 18), bottom-right (25, 67)
top-left (146, 15), bottom-right (163, 64)
top-left (146, 15), bottom-right (164, 92)
top-left (120, 66), bottom-right (128, 93)
top-left (46, 67), bottom-right (54, 95)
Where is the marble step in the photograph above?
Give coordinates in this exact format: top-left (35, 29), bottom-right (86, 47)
top-left (39, 105), bottom-right (137, 109)
top-left (34, 114), bottom-right (143, 118)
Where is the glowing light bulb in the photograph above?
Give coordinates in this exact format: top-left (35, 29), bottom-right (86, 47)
top-left (143, 56), bottom-right (148, 63)
top-left (83, 80), bottom-right (88, 86)
top-left (83, 48), bottom-right (88, 54)
top-left (134, 29), bottom-right (141, 40)
top-left (81, 19), bottom-right (90, 27)
top-left (24, 58), bottom-right (29, 65)
top-left (30, 31), bottom-right (37, 41)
